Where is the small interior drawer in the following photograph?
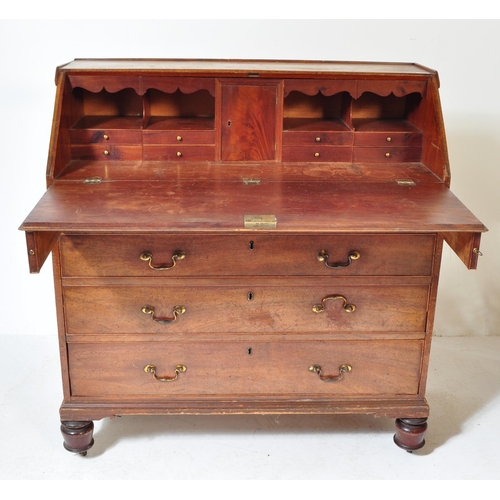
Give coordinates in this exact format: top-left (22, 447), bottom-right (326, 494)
top-left (70, 144), bottom-right (143, 161)
top-left (70, 128), bottom-right (142, 145)
top-left (282, 145), bottom-right (352, 162)
top-left (143, 129), bottom-right (215, 145)
top-left (353, 131), bottom-right (422, 147)
top-left (353, 147), bottom-right (422, 162)
top-left (282, 131), bottom-right (353, 146)
top-left (143, 145), bottom-right (215, 161)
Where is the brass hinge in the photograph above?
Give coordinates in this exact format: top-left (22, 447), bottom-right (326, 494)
top-left (84, 177), bottom-right (102, 184)
top-left (244, 215), bottom-right (277, 229)
top-left (396, 179), bottom-right (416, 186)
top-left (243, 178), bottom-right (261, 185)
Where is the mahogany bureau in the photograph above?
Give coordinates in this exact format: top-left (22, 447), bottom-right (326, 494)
top-left (20, 59), bottom-right (487, 455)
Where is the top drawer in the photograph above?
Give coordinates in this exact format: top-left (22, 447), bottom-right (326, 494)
top-left (60, 234), bottom-right (435, 277)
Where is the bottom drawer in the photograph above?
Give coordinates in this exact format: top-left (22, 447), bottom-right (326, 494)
top-left (68, 340), bottom-right (423, 398)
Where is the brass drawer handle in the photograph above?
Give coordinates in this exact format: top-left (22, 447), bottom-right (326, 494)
top-left (144, 364), bottom-right (187, 382)
top-left (140, 251), bottom-right (185, 270)
top-left (317, 249), bottom-right (360, 269)
top-left (309, 364), bottom-right (352, 382)
top-left (312, 294), bottom-right (356, 313)
top-left (141, 305), bottom-right (186, 323)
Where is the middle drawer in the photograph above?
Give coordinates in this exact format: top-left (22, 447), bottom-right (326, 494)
top-left (63, 283), bottom-right (429, 334)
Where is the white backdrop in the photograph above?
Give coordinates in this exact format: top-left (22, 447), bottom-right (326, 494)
top-left (1, 19), bottom-right (498, 337)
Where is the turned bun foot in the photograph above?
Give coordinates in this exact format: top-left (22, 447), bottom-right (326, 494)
top-left (393, 418), bottom-right (427, 452)
top-left (60, 421), bottom-right (94, 455)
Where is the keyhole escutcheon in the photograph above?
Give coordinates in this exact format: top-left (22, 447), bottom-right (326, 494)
top-left (247, 292), bottom-right (254, 301)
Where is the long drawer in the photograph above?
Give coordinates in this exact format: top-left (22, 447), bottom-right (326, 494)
top-left (63, 283), bottom-right (429, 334)
top-left (60, 234), bottom-right (436, 277)
top-left (67, 339), bottom-right (423, 397)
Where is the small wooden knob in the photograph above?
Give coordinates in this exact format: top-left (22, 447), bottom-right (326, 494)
top-left (176, 136), bottom-right (182, 141)
top-left (315, 137), bottom-right (321, 142)
top-left (314, 152), bottom-right (320, 157)
top-left (103, 150), bottom-right (110, 155)
top-left (103, 134), bottom-right (109, 140)
top-left (385, 152), bottom-right (391, 158)
top-left (176, 152), bottom-right (182, 157)
top-left (386, 137), bottom-right (392, 142)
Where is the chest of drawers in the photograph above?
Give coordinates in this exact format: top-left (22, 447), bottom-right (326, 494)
top-left (20, 59), bottom-right (486, 455)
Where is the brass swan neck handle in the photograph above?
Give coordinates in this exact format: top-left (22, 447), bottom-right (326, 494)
top-left (312, 295), bottom-right (356, 314)
top-left (309, 364), bottom-right (352, 382)
top-left (140, 251), bottom-right (186, 270)
top-left (141, 305), bottom-right (186, 323)
top-left (317, 249), bottom-right (360, 269)
top-left (144, 364), bottom-right (187, 382)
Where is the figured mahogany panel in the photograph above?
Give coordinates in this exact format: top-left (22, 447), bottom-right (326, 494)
top-left (221, 84), bottom-right (277, 161)
top-left (67, 339), bottom-right (423, 397)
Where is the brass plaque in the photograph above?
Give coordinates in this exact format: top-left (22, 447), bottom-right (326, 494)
top-left (396, 179), bottom-right (416, 186)
top-left (244, 214), bottom-right (277, 229)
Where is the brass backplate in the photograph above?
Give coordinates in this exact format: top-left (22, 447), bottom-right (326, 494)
top-left (244, 215), bottom-right (277, 229)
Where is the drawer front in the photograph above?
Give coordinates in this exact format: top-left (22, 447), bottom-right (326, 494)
top-left (60, 234), bottom-right (436, 277)
top-left (70, 129), bottom-right (142, 144)
top-left (143, 145), bottom-right (215, 161)
top-left (63, 284), bottom-right (429, 334)
top-left (282, 131), bottom-right (353, 146)
top-left (143, 130), bottom-right (215, 145)
top-left (282, 145), bottom-right (352, 162)
top-left (353, 147), bottom-right (422, 162)
top-left (353, 132), bottom-right (422, 147)
top-left (67, 340), bottom-right (423, 397)
top-left (71, 144), bottom-right (142, 161)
